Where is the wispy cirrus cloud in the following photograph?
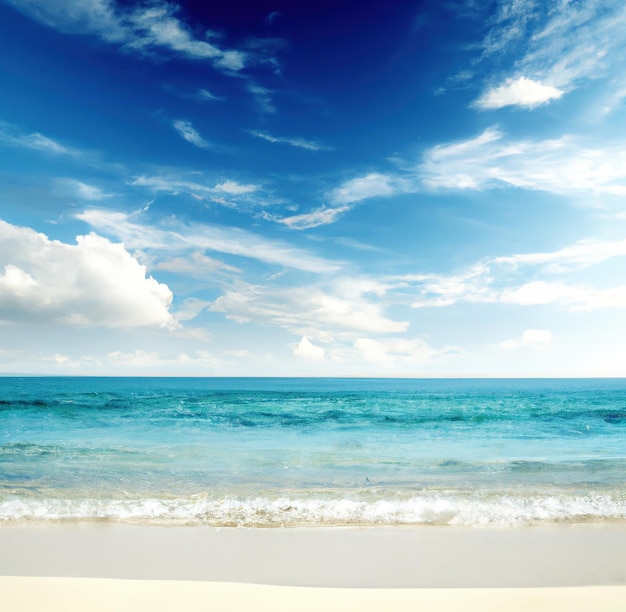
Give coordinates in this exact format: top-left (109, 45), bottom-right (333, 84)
top-left (196, 88), bottom-right (222, 102)
top-left (475, 0), bottom-right (626, 108)
top-left (172, 120), bottom-right (211, 149)
top-left (6, 0), bottom-right (248, 73)
top-left (76, 208), bottom-right (340, 274)
top-left (210, 281), bottom-right (408, 336)
top-left (331, 172), bottom-right (407, 204)
top-left (249, 130), bottom-right (333, 151)
top-left (131, 173), bottom-right (261, 209)
top-left (0, 121), bottom-right (75, 155)
top-left (273, 206), bottom-right (351, 230)
top-left (273, 172), bottom-right (411, 230)
top-left (214, 180), bottom-right (259, 194)
top-left (419, 127), bottom-right (626, 196)
top-left (407, 236), bottom-right (626, 312)
top-left (495, 238), bottom-right (626, 272)
top-left (277, 117), bottom-right (626, 231)
top-left (56, 179), bottom-right (112, 200)
top-left (246, 82), bottom-right (276, 113)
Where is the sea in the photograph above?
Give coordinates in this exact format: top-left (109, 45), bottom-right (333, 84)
top-left (1, 377), bottom-right (625, 527)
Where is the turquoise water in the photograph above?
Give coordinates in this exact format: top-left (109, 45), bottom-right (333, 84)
top-left (1, 377), bottom-right (625, 526)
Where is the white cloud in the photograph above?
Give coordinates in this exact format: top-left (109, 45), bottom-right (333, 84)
top-left (173, 298), bottom-right (211, 322)
top-left (410, 264), bottom-right (494, 308)
top-left (353, 337), bottom-right (459, 368)
top-left (420, 127), bottom-right (626, 196)
top-left (522, 328), bottom-right (553, 345)
top-left (246, 82), bottom-right (275, 113)
top-left (495, 238), bottom-right (626, 272)
top-left (7, 0), bottom-right (248, 73)
top-left (210, 282), bottom-right (408, 336)
top-left (154, 251), bottom-right (241, 278)
top-left (106, 349), bottom-right (223, 369)
top-left (215, 50), bottom-right (245, 72)
top-left (0, 219), bottom-right (174, 328)
top-left (408, 235), bottom-right (626, 312)
top-left (107, 349), bottom-right (160, 366)
top-left (331, 173), bottom-right (403, 204)
top-left (479, 1), bottom-right (626, 97)
top-left (479, 0), bottom-right (540, 58)
top-left (293, 336), bottom-right (324, 361)
top-left (521, 2), bottom-right (626, 91)
top-left (474, 76), bottom-right (563, 109)
top-left (214, 180), bottom-right (259, 194)
top-left (276, 206), bottom-right (351, 230)
top-left (132, 175), bottom-right (213, 195)
top-left (0, 121), bottom-right (74, 155)
top-left (172, 120), bottom-right (211, 149)
top-left (500, 328), bottom-right (553, 350)
top-left (58, 179), bottom-right (110, 200)
top-left (76, 209), bottom-right (340, 274)
top-left (197, 88), bottom-right (222, 101)
top-left (249, 130), bottom-right (333, 151)
top-left (131, 174), bottom-right (267, 210)
top-left (500, 280), bottom-right (626, 311)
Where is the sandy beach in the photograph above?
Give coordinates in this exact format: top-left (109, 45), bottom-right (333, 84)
top-left (1, 523), bottom-right (626, 610)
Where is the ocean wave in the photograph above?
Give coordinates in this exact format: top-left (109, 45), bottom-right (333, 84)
top-left (1, 493), bottom-right (625, 527)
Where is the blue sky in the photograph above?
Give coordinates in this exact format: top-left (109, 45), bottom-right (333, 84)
top-left (1, 0), bottom-right (626, 376)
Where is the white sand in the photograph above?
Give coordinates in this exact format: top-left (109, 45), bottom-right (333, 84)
top-left (1, 524), bottom-right (625, 611)
top-left (2, 578), bottom-right (626, 611)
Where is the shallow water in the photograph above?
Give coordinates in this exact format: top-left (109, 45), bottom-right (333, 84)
top-left (1, 377), bottom-right (625, 526)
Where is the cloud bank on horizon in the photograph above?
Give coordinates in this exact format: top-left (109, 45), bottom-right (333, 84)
top-left (1, 0), bottom-right (626, 376)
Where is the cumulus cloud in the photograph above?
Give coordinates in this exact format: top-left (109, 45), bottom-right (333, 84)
top-left (7, 0), bottom-right (248, 73)
top-left (474, 77), bottom-right (563, 109)
top-left (249, 130), bottom-right (333, 151)
top-left (0, 219), bottom-right (174, 328)
top-left (172, 120), bottom-right (211, 149)
top-left (293, 336), bottom-right (324, 361)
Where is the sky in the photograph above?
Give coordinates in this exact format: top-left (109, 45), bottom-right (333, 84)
top-left (1, 0), bottom-right (626, 377)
